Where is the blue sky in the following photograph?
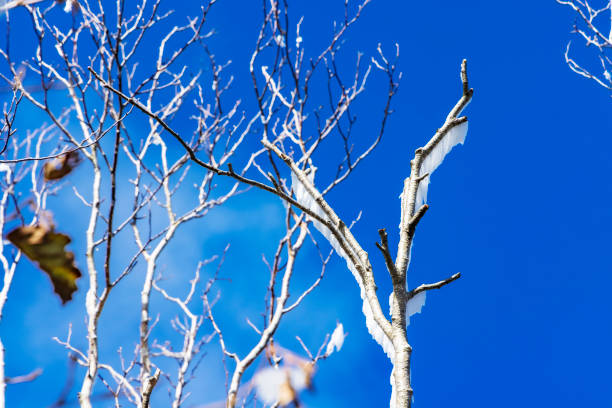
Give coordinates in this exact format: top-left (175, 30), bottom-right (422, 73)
top-left (2, 0), bottom-right (612, 407)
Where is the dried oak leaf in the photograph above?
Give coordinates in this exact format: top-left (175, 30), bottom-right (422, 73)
top-left (43, 151), bottom-right (81, 181)
top-left (7, 225), bottom-right (81, 304)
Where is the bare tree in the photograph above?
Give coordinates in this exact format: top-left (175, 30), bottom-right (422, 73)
top-left (0, 1), bottom-right (472, 407)
top-left (558, 0), bottom-right (612, 92)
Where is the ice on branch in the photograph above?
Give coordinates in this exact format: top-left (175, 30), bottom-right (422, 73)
top-left (291, 169), bottom-right (395, 360)
top-left (389, 290), bottom-right (426, 327)
top-left (415, 121), bottom-right (468, 208)
top-left (407, 291), bottom-right (426, 322)
top-left (325, 322), bottom-right (345, 357)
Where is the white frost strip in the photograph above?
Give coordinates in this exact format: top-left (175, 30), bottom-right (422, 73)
top-left (415, 121), bottom-right (468, 209)
top-left (388, 290), bottom-right (426, 327)
top-left (406, 292), bottom-right (426, 323)
top-left (291, 170), bottom-right (395, 360)
top-left (325, 322), bottom-right (345, 357)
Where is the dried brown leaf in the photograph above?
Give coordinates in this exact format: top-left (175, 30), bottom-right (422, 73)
top-left (43, 151), bottom-right (81, 181)
top-left (7, 225), bottom-right (81, 304)
top-left (278, 374), bottom-right (297, 405)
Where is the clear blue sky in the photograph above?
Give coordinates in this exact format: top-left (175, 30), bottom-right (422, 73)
top-left (2, 1), bottom-right (612, 407)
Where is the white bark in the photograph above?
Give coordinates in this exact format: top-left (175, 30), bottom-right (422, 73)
top-left (79, 148), bottom-right (101, 408)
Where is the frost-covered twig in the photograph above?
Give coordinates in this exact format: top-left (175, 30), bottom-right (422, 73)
top-left (224, 224), bottom-right (308, 408)
top-left (386, 59), bottom-right (471, 408)
top-left (152, 261), bottom-right (218, 408)
top-left (0, 2), bottom-right (468, 407)
top-left (558, 0), bottom-right (612, 91)
top-left (0, 1), bottom-right (252, 405)
top-left (0, 121), bottom-right (54, 404)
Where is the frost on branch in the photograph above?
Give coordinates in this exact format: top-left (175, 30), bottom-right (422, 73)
top-left (406, 291), bottom-right (426, 320)
top-left (389, 290), bottom-right (426, 327)
top-left (291, 169), bottom-right (395, 360)
top-left (325, 322), bottom-right (345, 357)
top-left (415, 121), bottom-right (468, 208)
top-left (392, 119), bottom-right (468, 326)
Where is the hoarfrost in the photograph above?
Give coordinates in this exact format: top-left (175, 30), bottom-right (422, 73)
top-left (325, 322), bottom-right (345, 357)
top-left (388, 290), bottom-right (426, 327)
top-left (415, 121), bottom-right (468, 208)
top-left (291, 169), bottom-right (395, 360)
top-left (406, 291), bottom-right (426, 321)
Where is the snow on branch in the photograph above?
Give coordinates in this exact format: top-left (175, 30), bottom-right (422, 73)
top-left (290, 168), bottom-right (395, 360)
